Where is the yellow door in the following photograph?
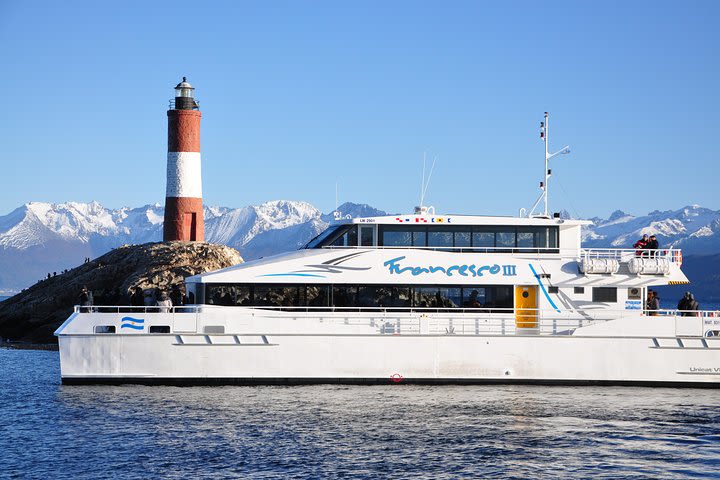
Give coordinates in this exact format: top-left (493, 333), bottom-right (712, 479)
top-left (515, 286), bottom-right (538, 329)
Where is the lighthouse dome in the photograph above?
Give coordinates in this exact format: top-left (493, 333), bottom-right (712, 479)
top-left (175, 77), bottom-right (194, 90)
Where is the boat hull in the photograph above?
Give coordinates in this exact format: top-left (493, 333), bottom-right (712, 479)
top-left (58, 333), bottom-right (720, 387)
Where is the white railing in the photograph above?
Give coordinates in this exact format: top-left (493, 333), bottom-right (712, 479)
top-left (580, 248), bottom-right (682, 264)
top-left (74, 305), bottom-right (720, 337)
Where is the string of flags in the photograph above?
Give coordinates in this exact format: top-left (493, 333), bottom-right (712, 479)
top-left (395, 217), bottom-right (452, 223)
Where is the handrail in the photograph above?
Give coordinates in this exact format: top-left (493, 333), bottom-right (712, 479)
top-left (73, 304), bottom-right (717, 317)
top-left (315, 245), bottom-right (683, 262)
top-left (581, 248), bottom-right (682, 263)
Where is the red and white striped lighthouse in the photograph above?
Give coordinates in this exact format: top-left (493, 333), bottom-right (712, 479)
top-left (163, 77), bottom-right (204, 242)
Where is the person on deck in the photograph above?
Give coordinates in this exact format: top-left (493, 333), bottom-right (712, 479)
top-left (645, 235), bottom-right (659, 257)
top-left (678, 292), bottom-right (699, 316)
top-left (634, 234), bottom-right (649, 257)
top-left (646, 290), bottom-right (660, 316)
top-left (130, 287), bottom-right (144, 310)
top-left (156, 291), bottom-right (173, 313)
top-left (79, 285), bottom-right (94, 312)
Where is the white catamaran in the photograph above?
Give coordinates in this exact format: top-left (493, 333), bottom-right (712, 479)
top-left (55, 114), bottom-right (720, 386)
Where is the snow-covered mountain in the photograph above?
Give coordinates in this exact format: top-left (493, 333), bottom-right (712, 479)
top-left (1, 201), bottom-right (719, 293)
top-left (0, 200), bottom-right (386, 292)
top-left (582, 205), bottom-right (720, 254)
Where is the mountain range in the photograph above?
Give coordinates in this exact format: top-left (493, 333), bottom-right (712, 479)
top-left (1, 201), bottom-right (719, 300)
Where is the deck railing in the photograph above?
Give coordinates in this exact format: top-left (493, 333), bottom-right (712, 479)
top-left (317, 245), bottom-right (683, 264)
top-left (72, 305), bottom-right (719, 337)
top-left (580, 248), bottom-right (682, 264)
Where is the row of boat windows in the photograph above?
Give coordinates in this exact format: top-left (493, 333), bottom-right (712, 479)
top-left (204, 283), bottom-right (514, 309)
top-left (307, 224), bottom-right (559, 251)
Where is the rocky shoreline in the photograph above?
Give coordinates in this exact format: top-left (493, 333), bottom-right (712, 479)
top-left (0, 242), bottom-right (243, 344)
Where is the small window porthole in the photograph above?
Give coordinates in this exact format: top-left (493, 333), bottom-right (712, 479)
top-left (522, 291), bottom-right (529, 298)
top-left (574, 287), bottom-right (585, 294)
top-left (149, 326), bottom-right (170, 334)
top-left (94, 325), bottom-right (115, 334)
top-left (548, 286), bottom-right (559, 294)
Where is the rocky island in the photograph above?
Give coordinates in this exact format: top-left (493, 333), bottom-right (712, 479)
top-left (0, 242), bottom-right (243, 344)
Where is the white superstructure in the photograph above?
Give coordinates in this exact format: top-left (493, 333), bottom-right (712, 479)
top-left (55, 114), bottom-right (720, 386)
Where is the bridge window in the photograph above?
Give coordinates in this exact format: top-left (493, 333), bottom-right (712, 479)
top-left (330, 225), bottom-right (358, 247)
top-left (455, 231), bottom-right (471, 247)
top-left (378, 225), bottom-right (559, 252)
top-left (472, 230), bottom-right (494, 248)
top-left (427, 231), bottom-right (453, 248)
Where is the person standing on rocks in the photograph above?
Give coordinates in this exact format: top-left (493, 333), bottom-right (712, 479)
top-left (156, 290), bottom-right (173, 313)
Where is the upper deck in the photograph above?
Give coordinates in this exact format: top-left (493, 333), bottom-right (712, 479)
top-left (305, 213), bottom-right (589, 255)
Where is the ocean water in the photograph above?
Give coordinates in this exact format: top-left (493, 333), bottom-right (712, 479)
top-left (1, 349), bottom-right (719, 479)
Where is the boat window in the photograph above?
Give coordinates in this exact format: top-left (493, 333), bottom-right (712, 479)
top-left (305, 225), bottom-right (343, 248)
top-left (381, 227), bottom-right (412, 247)
top-left (330, 225), bottom-right (358, 247)
top-left (306, 285), bottom-right (331, 307)
top-left (305, 225), bottom-right (356, 249)
top-left (94, 325), bottom-right (115, 334)
top-left (496, 231), bottom-right (516, 248)
top-left (357, 286), bottom-right (411, 308)
top-left (472, 230), bottom-right (494, 248)
top-left (360, 226), bottom-right (374, 246)
top-left (254, 285), bottom-right (301, 307)
top-left (203, 283), bottom-right (513, 310)
top-left (379, 226), bottom-right (431, 247)
top-left (517, 231), bottom-right (534, 248)
top-left (455, 231), bottom-right (471, 248)
top-left (592, 287), bottom-right (617, 303)
top-left (574, 287), bottom-right (585, 294)
top-left (206, 284), bottom-right (251, 306)
top-left (149, 326), bottom-right (171, 333)
top-left (379, 225), bottom-right (558, 252)
top-left (332, 285), bottom-right (357, 307)
top-left (428, 230), bottom-right (454, 248)
top-left (413, 287), bottom-right (462, 308)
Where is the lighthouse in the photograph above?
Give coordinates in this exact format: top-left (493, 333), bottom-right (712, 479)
top-left (163, 77), bottom-right (204, 242)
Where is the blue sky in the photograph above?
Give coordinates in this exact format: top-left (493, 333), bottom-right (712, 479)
top-left (1, 1), bottom-right (718, 219)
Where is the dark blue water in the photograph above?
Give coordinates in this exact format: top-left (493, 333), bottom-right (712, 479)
top-left (1, 349), bottom-right (719, 479)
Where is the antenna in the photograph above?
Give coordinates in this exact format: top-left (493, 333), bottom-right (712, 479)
top-left (419, 154), bottom-right (436, 209)
top-left (528, 112), bottom-right (571, 217)
top-left (333, 182), bottom-right (341, 221)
